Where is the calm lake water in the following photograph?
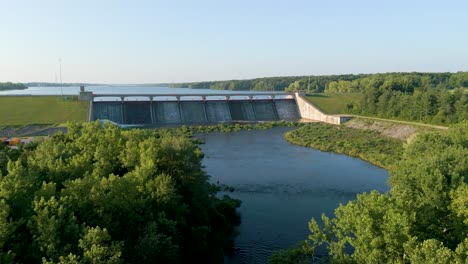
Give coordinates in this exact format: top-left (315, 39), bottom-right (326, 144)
top-left (0, 85), bottom-right (284, 96)
top-left (198, 128), bottom-right (388, 264)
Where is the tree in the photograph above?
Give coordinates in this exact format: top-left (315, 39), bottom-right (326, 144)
top-left (0, 122), bottom-right (240, 263)
top-left (294, 122), bottom-right (468, 263)
top-left (79, 227), bottom-right (123, 264)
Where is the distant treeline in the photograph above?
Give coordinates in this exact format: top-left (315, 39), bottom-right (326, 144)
top-left (350, 86), bottom-right (467, 125)
top-left (26, 82), bottom-right (100, 87)
top-left (168, 72), bottom-right (468, 92)
top-left (325, 72), bottom-right (468, 93)
top-left (0, 82), bottom-right (27, 91)
top-left (169, 74), bottom-right (368, 92)
top-left (321, 72), bottom-right (468, 125)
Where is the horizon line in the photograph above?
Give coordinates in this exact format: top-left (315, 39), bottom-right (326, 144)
top-left (3, 70), bottom-right (467, 85)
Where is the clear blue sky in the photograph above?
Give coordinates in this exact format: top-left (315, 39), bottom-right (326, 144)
top-left (1, 0), bottom-right (467, 83)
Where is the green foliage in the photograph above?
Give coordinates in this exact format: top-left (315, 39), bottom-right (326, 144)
top-left (403, 238), bottom-right (467, 264)
top-left (269, 244), bottom-right (310, 264)
top-left (284, 123), bottom-right (404, 169)
top-left (319, 73), bottom-right (468, 125)
top-left (0, 121), bottom-right (240, 263)
top-left (350, 87), bottom-right (467, 125)
top-left (185, 121), bottom-right (302, 134)
top-left (324, 72), bottom-right (468, 93)
top-left (305, 93), bottom-right (363, 114)
top-left (0, 82), bottom-right (26, 91)
top-left (170, 74), bottom-right (367, 92)
top-left (389, 122), bottom-right (468, 249)
top-left (168, 72), bottom-right (468, 94)
top-left (0, 143), bottom-right (21, 176)
top-left (78, 227), bottom-right (123, 264)
top-left (286, 121), bottom-right (468, 263)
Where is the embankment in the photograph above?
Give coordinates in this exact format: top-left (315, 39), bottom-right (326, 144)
top-left (284, 122), bottom-right (405, 169)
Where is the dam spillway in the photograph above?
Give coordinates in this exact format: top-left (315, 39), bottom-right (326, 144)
top-left (90, 94), bottom-right (300, 125)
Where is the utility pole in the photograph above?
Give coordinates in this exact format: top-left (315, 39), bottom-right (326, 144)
top-left (307, 75), bottom-right (311, 94)
top-left (59, 58), bottom-right (63, 98)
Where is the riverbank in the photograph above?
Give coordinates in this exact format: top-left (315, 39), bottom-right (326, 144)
top-left (0, 117), bottom-right (432, 171)
top-left (186, 120), bottom-right (413, 170)
top-left (284, 122), bottom-right (405, 170)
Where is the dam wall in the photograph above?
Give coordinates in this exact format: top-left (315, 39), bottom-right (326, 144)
top-left (294, 92), bottom-right (352, 125)
top-left (89, 92), bottom-right (351, 125)
top-left (91, 96), bottom-right (300, 125)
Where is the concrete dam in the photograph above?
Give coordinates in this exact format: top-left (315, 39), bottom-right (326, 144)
top-left (89, 94), bottom-right (301, 125)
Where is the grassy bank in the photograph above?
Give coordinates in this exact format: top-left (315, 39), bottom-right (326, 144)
top-left (0, 96), bottom-right (89, 125)
top-left (305, 93), bottom-right (362, 114)
top-left (182, 121), bottom-right (302, 133)
top-left (284, 123), bottom-right (404, 169)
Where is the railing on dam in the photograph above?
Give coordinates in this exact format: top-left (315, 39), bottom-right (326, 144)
top-left (90, 93), bottom-right (300, 125)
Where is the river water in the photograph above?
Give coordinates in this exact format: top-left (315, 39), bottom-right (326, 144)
top-left (198, 128), bottom-right (388, 264)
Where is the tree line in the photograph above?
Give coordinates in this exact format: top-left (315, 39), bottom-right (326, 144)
top-left (169, 74), bottom-right (367, 92)
top-left (0, 82), bottom-right (26, 91)
top-left (0, 122), bottom-right (240, 263)
top-left (317, 73), bottom-right (467, 125)
top-left (350, 87), bottom-right (467, 125)
top-left (168, 72), bottom-right (468, 93)
top-left (277, 72), bottom-right (468, 125)
top-left (325, 72), bottom-right (468, 93)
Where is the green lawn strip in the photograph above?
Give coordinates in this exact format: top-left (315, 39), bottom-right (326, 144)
top-left (304, 93), bottom-right (362, 114)
top-left (0, 96), bottom-right (89, 125)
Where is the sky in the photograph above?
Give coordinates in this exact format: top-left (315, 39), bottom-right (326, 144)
top-left (1, 0), bottom-right (467, 84)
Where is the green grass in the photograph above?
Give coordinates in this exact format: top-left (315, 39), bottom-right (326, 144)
top-left (305, 93), bottom-right (362, 114)
top-left (284, 123), bottom-right (404, 169)
top-left (0, 96), bottom-right (89, 125)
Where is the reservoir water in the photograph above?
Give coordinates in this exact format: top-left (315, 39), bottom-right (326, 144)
top-left (0, 85), bottom-right (285, 96)
top-left (198, 127), bottom-right (388, 264)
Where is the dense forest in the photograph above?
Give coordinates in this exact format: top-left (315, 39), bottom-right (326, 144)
top-left (351, 86), bottom-right (467, 125)
top-left (0, 122), bottom-right (240, 263)
top-left (169, 72), bottom-right (468, 93)
top-left (0, 82), bottom-right (26, 91)
top-left (324, 72), bottom-right (468, 93)
top-left (272, 121), bottom-right (468, 263)
top-left (320, 72), bottom-right (468, 125)
top-left (169, 74), bottom-right (367, 92)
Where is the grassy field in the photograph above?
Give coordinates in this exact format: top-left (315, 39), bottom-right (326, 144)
top-left (305, 93), bottom-right (362, 114)
top-left (0, 96), bottom-right (89, 125)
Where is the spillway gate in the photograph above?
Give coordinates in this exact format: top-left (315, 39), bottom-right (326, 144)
top-left (89, 93), bottom-right (301, 125)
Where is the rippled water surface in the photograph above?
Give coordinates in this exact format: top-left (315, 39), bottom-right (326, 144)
top-left (198, 128), bottom-right (388, 264)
